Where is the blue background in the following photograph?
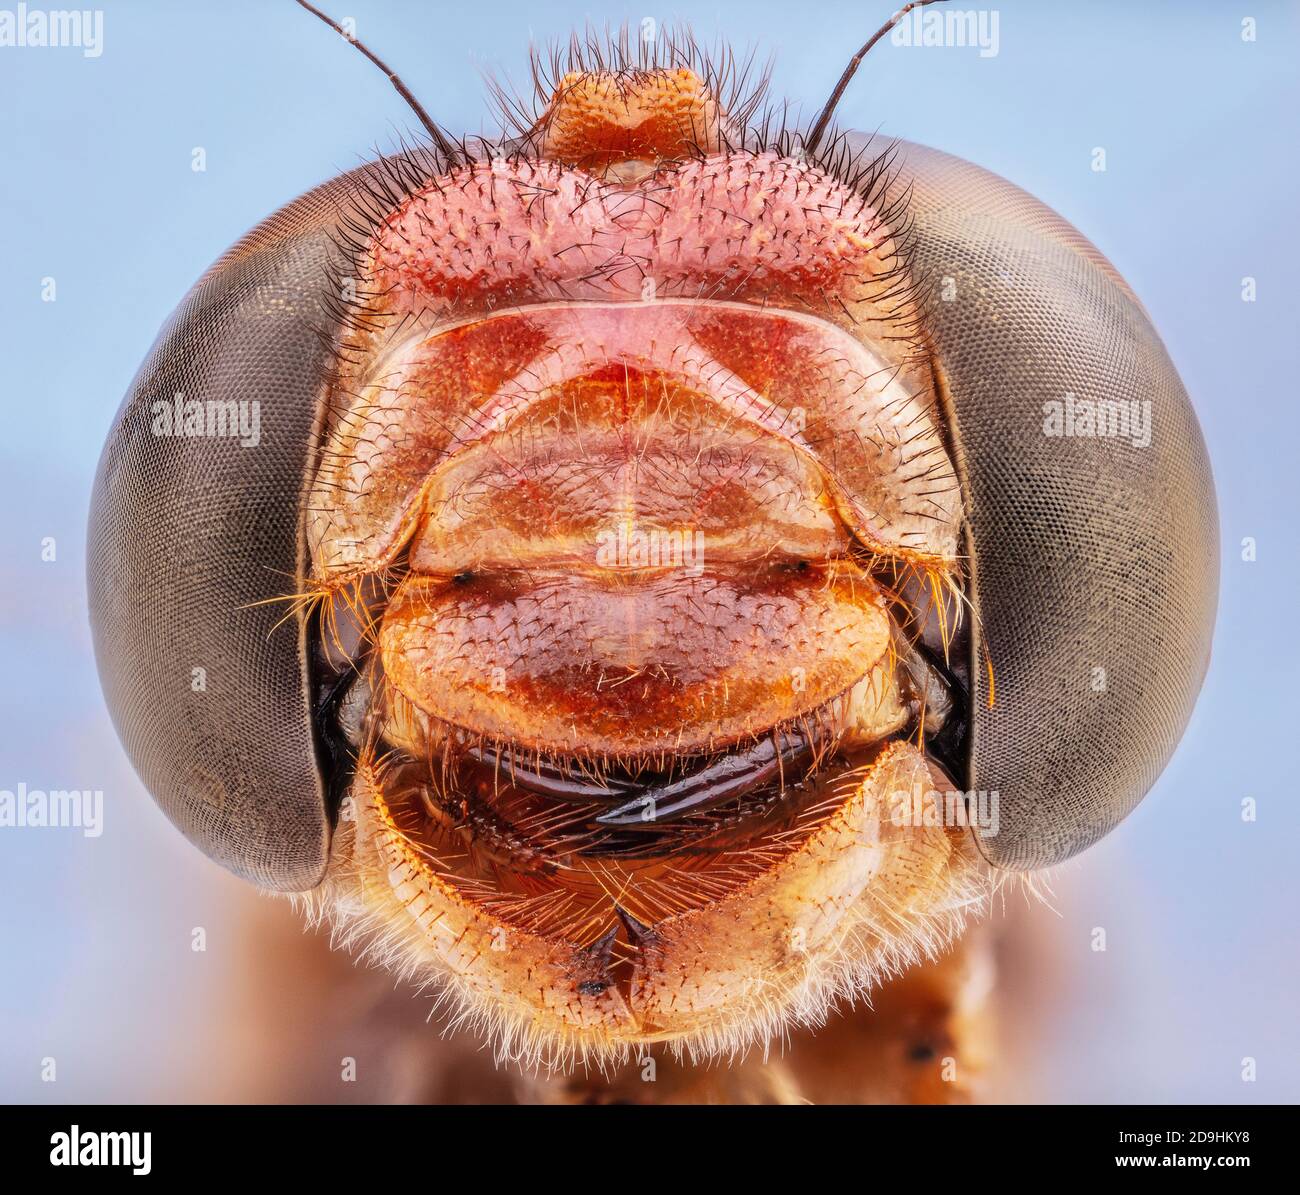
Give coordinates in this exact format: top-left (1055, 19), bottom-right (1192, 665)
top-left (1, 0), bottom-right (1296, 1101)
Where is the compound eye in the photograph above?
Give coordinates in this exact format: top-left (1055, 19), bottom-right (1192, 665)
top-left (87, 174), bottom-right (369, 890)
top-left (893, 137), bottom-right (1217, 868)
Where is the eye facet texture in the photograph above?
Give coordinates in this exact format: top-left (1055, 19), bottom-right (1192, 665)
top-left (887, 138), bottom-right (1217, 868)
top-left (86, 181), bottom-right (360, 889)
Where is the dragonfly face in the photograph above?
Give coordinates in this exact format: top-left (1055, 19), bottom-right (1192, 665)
top-left (88, 22), bottom-right (1216, 1067)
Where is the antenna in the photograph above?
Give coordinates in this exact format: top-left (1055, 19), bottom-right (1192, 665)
top-left (805, 0), bottom-right (948, 154)
top-left (294, 0), bottom-right (459, 161)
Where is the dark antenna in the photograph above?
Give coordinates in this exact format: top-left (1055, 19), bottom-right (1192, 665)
top-left (294, 0), bottom-right (459, 161)
top-left (805, 0), bottom-right (948, 154)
